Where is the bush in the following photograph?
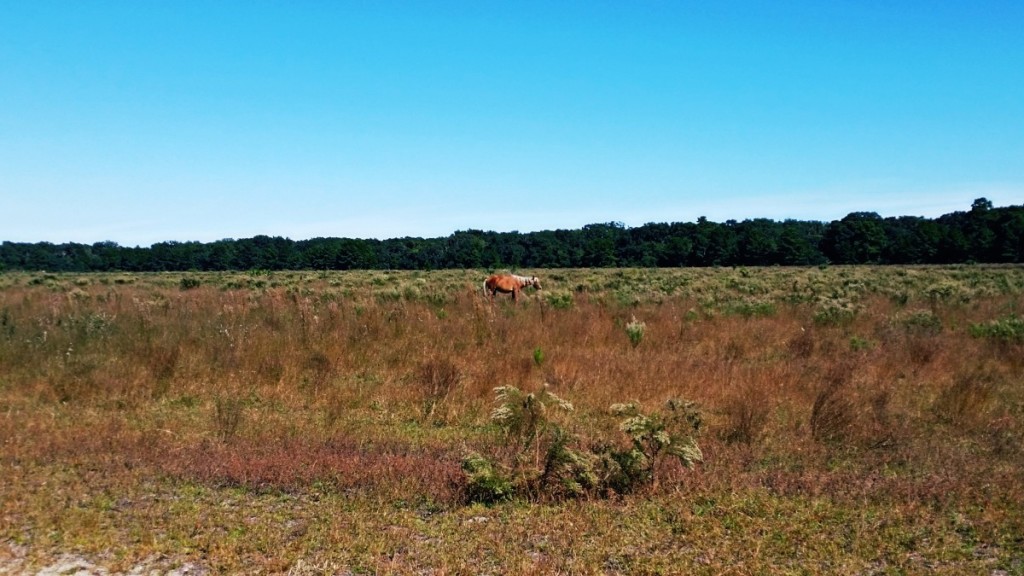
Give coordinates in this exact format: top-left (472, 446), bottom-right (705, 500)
top-left (607, 400), bottom-right (703, 491)
top-left (461, 452), bottom-right (514, 504)
top-left (625, 316), bottom-right (646, 348)
top-left (473, 385), bottom-right (588, 502)
top-left (462, 387), bottom-right (703, 502)
top-left (894, 309), bottom-right (943, 336)
top-left (490, 384), bottom-right (573, 446)
top-left (969, 316), bottom-right (1024, 343)
top-left (531, 426), bottom-right (599, 500)
top-left (545, 292), bottom-right (574, 310)
top-left (925, 281), bottom-right (964, 304)
top-left (726, 298), bottom-right (776, 318)
top-left (813, 297), bottom-right (859, 326)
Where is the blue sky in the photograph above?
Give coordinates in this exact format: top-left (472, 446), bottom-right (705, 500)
top-left (2, 1), bottom-right (1022, 247)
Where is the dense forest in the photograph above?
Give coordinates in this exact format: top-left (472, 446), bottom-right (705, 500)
top-left (3, 199), bottom-right (1022, 272)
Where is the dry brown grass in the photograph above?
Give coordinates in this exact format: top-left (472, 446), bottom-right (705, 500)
top-left (2, 266), bottom-right (1023, 573)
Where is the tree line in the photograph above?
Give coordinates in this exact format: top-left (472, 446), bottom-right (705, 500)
top-left (3, 199), bottom-right (1021, 272)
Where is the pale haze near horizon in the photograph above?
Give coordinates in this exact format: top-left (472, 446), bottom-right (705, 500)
top-left (2, 2), bottom-right (1022, 247)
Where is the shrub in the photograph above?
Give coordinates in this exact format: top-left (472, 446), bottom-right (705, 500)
top-left (969, 316), bottom-right (1024, 344)
top-left (925, 281), bottom-right (964, 304)
top-left (461, 451), bottom-right (514, 504)
top-left (849, 336), bottom-right (873, 352)
top-left (625, 316), bottom-right (646, 348)
top-left (545, 292), bottom-right (574, 310)
top-left (530, 426), bottom-right (600, 500)
top-left (469, 384), bottom-right (585, 503)
top-left (813, 297), bottom-right (858, 326)
top-left (594, 442), bottom-right (649, 496)
top-left (726, 298), bottom-right (776, 318)
top-left (894, 309), bottom-right (943, 336)
top-left (463, 388), bottom-right (703, 502)
top-left (605, 400), bottom-right (703, 491)
top-left (491, 384), bottom-right (573, 446)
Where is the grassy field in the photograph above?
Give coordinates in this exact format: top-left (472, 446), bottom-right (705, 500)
top-left (2, 266), bottom-right (1023, 574)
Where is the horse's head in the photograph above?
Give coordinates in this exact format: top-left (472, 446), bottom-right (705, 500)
top-left (531, 276), bottom-right (541, 290)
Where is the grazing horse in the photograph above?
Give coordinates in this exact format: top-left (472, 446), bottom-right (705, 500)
top-left (483, 274), bottom-right (541, 303)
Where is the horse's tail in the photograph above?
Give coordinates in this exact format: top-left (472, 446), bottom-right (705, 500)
top-left (482, 279), bottom-right (489, 298)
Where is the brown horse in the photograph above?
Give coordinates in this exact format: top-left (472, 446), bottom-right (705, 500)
top-left (483, 274), bottom-right (541, 303)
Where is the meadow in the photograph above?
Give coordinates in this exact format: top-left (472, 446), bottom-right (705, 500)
top-left (1, 266), bottom-right (1023, 574)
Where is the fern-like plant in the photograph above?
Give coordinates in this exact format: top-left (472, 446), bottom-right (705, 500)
top-left (463, 388), bottom-right (704, 502)
top-left (464, 384), bottom-right (590, 503)
top-left (461, 451), bottom-right (514, 504)
top-left (531, 426), bottom-right (599, 500)
top-left (970, 316), bottom-right (1024, 343)
top-left (491, 384), bottom-right (573, 448)
top-left (607, 400), bottom-right (703, 490)
top-left (625, 316), bottom-right (646, 348)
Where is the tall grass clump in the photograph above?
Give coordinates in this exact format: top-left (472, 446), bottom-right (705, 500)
top-left (933, 367), bottom-right (999, 429)
top-left (213, 395), bottom-right (246, 441)
top-left (719, 386), bottom-right (771, 445)
top-left (810, 366), bottom-right (855, 444)
top-left (889, 309), bottom-right (944, 366)
top-left (413, 358), bottom-right (461, 423)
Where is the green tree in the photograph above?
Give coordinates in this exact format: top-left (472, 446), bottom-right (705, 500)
top-left (882, 217), bottom-right (940, 264)
top-left (735, 219), bottom-right (780, 265)
top-left (822, 212), bottom-right (888, 264)
top-left (777, 221), bottom-right (826, 265)
top-left (581, 223), bottom-right (623, 267)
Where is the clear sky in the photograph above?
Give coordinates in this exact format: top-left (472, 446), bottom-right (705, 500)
top-left (2, 1), bottom-right (1022, 247)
